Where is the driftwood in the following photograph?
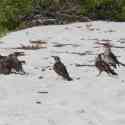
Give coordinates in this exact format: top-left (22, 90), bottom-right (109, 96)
top-left (16, 42), bottom-right (47, 50)
top-left (75, 64), bottom-right (95, 67)
top-left (37, 91), bottom-right (48, 94)
top-left (53, 43), bottom-right (80, 48)
top-left (75, 62), bottom-right (125, 67)
top-left (96, 41), bottom-right (125, 49)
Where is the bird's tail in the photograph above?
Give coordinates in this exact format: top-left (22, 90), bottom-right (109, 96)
top-left (66, 76), bottom-right (73, 81)
top-left (119, 61), bottom-right (125, 67)
top-left (109, 68), bottom-right (118, 75)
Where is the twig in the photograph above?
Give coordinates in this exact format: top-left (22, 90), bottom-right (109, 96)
top-left (37, 91), bottom-right (48, 94)
top-left (75, 64), bottom-right (95, 67)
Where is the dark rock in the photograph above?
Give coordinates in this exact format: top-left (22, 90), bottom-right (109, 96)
top-left (37, 91), bottom-right (48, 94)
top-left (36, 101), bottom-right (42, 104)
top-left (38, 76), bottom-right (43, 79)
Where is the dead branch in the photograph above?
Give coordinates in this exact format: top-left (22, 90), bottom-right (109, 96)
top-left (75, 64), bottom-right (95, 67)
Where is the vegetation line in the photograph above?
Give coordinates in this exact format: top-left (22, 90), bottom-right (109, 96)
top-left (0, 0), bottom-right (125, 35)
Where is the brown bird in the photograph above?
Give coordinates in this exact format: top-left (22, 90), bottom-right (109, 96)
top-left (52, 56), bottom-right (72, 81)
top-left (97, 42), bottom-right (125, 68)
top-left (103, 43), bottom-right (120, 68)
top-left (7, 53), bottom-right (25, 74)
top-left (95, 53), bottom-right (118, 76)
top-left (0, 58), bottom-right (11, 74)
top-left (0, 52), bottom-right (25, 75)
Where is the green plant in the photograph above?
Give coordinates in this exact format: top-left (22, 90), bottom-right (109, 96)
top-left (0, 0), bottom-right (32, 30)
top-left (80, 0), bottom-right (125, 21)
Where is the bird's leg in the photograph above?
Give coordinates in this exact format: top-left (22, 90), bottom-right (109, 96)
top-left (96, 70), bottom-right (102, 77)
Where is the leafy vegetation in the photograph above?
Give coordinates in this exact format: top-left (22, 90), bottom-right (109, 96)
top-left (0, 0), bottom-right (32, 34)
top-left (80, 0), bottom-right (125, 21)
top-left (0, 0), bottom-right (125, 35)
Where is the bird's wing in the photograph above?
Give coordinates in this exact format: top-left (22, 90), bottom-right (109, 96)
top-left (109, 52), bottom-right (119, 64)
top-left (102, 61), bottom-right (117, 74)
top-left (55, 62), bottom-right (70, 77)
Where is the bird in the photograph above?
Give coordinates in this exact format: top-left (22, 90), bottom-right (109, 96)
top-left (102, 43), bottom-right (120, 68)
top-left (96, 42), bottom-right (125, 68)
top-left (95, 53), bottom-right (118, 76)
top-left (0, 59), bottom-right (11, 74)
top-left (52, 56), bottom-right (73, 81)
top-left (7, 53), bottom-right (25, 74)
top-left (0, 52), bottom-right (25, 75)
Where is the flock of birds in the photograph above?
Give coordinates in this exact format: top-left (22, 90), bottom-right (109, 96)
top-left (0, 42), bottom-right (124, 81)
top-left (52, 42), bottom-right (125, 81)
top-left (95, 42), bottom-right (125, 76)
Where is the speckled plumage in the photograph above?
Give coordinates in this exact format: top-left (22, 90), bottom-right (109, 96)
top-left (52, 56), bottom-right (72, 81)
top-left (95, 54), bottom-right (118, 76)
